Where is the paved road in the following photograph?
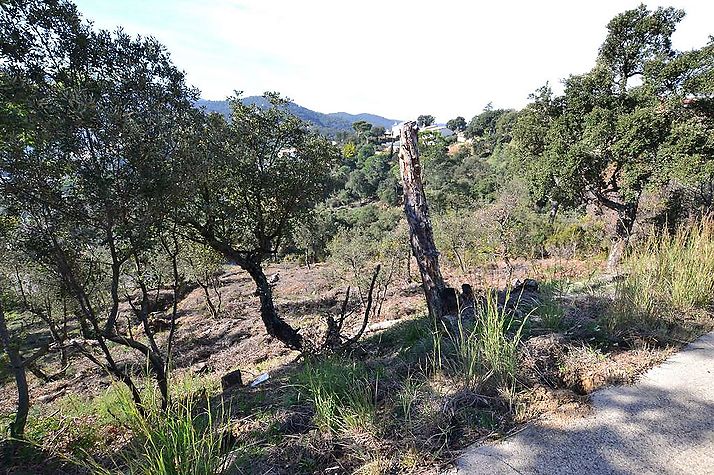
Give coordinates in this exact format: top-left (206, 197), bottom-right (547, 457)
top-left (457, 331), bottom-right (714, 475)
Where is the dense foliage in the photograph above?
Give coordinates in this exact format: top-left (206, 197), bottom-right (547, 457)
top-left (513, 5), bottom-right (714, 266)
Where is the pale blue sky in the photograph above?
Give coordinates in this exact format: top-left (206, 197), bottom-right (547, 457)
top-left (73, 1), bottom-right (713, 122)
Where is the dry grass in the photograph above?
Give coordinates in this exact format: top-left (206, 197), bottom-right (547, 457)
top-left (607, 217), bottom-right (714, 334)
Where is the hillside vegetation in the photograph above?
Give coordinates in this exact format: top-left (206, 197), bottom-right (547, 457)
top-left (196, 98), bottom-right (399, 137)
top-left (0, 1), bottom-right (713, 474)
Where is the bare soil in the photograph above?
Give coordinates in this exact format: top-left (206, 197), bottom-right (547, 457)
top-left (2, 257), bottom-right (711, 474)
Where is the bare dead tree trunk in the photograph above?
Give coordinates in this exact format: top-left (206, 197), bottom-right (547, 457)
top-left (0, 301), bottom-right (29, 439)
top-left (319, 264), bottom-right (381, 354)
top-left (398, 121), bottom-right (448, 323)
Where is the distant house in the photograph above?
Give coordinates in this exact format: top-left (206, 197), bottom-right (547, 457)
top-left (278, 147), bottom-right (298, 158)
top-left (421, 124), bottom-right (454, 138)
top-left (390, 122), bottom-right (454, 138)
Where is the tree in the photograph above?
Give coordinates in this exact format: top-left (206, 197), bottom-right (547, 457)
top-left (465, 107), bottom-right (519, 157)
top-left (370, 126), bottom-right (386, 138)
top-left (0, 299), bottom-right (28, 439)
top-left (0, 0), bottom-right (197, 409)
top-left (417, 114), bottom-right (435, 127)
top-left (352, 120), bottom-right (372, 141)
top-left (342, 141), bottom-right (357, 159)
top-left (177, 93), bottom-right (339, 350)
top-left (446, 116), bottom-right (467, 133)
top-left (513, 5), bottom-right (713, 268)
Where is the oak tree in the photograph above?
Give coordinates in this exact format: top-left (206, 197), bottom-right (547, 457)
top-left (178, 93), bottom-right (339, 350)
top-left (514, 5), bottom-right (713, 268)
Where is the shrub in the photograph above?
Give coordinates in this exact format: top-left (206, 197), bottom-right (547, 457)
top-left (545, 216), bottom-right (607, 258)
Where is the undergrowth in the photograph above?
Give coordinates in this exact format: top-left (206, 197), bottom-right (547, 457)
top-left (608, 218), bottom-right (714, 333)
top-left (8, 374), bottom-right (231, 475)
top-left (441, 291), bottom-right (527, 391)
top-left (120, 391), bottom-right (230, 475)
top-left (294, 358), bottom-right (378, 434)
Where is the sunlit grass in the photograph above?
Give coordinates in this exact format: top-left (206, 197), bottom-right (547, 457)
top-left (438, 291), bottom-right (527, 391)
top-left (608, 217), bottom-right (714, 331)
top-left (295, 358), bottom-right (377, 434)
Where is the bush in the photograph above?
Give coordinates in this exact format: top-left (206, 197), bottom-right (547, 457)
top-left (328, 219), bottom-right (409, 305)
top-left (545, 216), bottom-right (607, 258)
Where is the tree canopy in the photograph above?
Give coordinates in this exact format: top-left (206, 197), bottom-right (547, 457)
top-left (0, 0), bottom-right (200, 409)
top-left (446, 116), bottom-right (467, 133)
top-left (177, 93), bottom-right (339, 349)
top-left (513, 5), bottom-right (714, 266)
top-left (417, 114), bottom-right (435, 127)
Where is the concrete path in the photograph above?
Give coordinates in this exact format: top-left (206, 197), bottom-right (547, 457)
top-left (457, 331), bottom-right (714, 475)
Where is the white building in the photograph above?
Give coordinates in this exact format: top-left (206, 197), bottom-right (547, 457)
top-left (390, 122), bottom-right (454, 138)
top-left (421, 124), bottom-right (454, 138)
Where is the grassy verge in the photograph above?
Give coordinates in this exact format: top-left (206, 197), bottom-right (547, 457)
top-left (607, 218), bottom-right (714, 336)
top-left (2, 374), bottom-right (231, 475)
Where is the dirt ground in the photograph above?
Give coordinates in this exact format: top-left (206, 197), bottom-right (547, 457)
top-left (0, 257), bottom-right (603, 415)
top-left (0, 261), bottom-right (425, 415)
top-left (3, 256), bottom-right (710, 474)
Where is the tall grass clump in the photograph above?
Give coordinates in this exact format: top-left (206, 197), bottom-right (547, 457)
top-left (608, 218), bottom-right (714, 330)
top-left (531, 279), bottom-right (567, 331)
top-left (443, 291), bottom-right (527, 390)
top-left (106, 385), bottom-right (231, 475)
top-left (295, 358), bottom-right (377, 433)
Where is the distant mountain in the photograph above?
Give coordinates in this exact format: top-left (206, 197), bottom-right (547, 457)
top-left (325, 112), bottom-right (397, 130)
top-left (195, 98), bottom-right (400, 137)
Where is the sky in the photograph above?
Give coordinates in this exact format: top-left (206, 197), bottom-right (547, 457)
top-left (72, 0), bottom-right (713, 123)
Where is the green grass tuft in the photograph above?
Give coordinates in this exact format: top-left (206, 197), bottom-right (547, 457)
top-left (440, 291), bottom-right (527, 390)
top-left (295, 357), bottom-right (378, 433)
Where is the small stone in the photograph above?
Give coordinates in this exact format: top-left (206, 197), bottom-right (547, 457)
top-left (221, 369), bottom-right (243, 391)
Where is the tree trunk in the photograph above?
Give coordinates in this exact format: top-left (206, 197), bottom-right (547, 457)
top-left (0, 301), bottom-right (29, 439)
top-left (607, 204), bottom-right (637, 271)
top-left (198, 230), bottom-right (304, 351)
top-left (398, 121), bottom-right (448, 323)
top-left (245, 260), bottom-right (303, 350)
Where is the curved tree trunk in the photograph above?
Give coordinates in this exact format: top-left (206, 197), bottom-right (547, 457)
top-left (245, 260), bottom-right (303, 350)
top-left (196, 230), bottom-right (303, 351)
top-left (0, 301), bottom-right (29, 439)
